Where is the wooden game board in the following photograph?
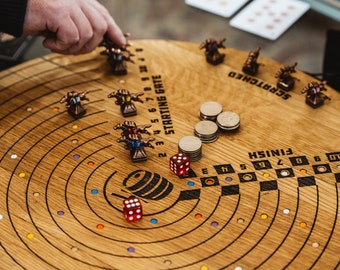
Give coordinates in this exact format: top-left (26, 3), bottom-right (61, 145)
top-left (0, 40), bottom-right (339, 270)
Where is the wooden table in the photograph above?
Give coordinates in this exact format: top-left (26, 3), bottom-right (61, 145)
top-left (0, 40), bottom-right (339, 270)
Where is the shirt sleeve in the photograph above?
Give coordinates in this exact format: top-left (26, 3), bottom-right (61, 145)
top-left (0, 0), bottom-right (29, 37)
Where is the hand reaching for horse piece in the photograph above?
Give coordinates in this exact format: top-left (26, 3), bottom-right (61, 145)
top-left (23, 0), bottom-right (126, 54)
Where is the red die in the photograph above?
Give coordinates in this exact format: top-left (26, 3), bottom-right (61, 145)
top-left (170, 152), bottom-right (190, 176)
top-left (123, 197), bottom-right (143, 222)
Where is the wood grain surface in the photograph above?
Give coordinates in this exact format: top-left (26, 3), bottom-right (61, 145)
top-left (0, 40), bottom-right (339, 270)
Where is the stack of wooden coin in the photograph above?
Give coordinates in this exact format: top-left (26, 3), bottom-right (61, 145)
top-left (178, 136), bottom-right (202, 161)
top-left (216, 111), bottom-right (240, 131)
top-left (199, 101), bottom-right (223, 121)
top-left (194, 120), bottom-right (219, 143)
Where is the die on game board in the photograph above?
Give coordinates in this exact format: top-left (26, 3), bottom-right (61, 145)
top-left (170, 152), bottom-right (190, 176)
top-left (123, 197), bottom-right (143, 222)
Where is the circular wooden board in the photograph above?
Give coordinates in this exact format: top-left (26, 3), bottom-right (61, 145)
top-left (0, 40), bottom-right (339, 270)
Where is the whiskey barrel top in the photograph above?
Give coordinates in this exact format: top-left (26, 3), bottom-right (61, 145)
top-left (0, 40), bottom-right (339, 270)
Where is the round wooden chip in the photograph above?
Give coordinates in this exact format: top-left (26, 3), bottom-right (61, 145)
top-left (216, 111), bottom-right (240, 130)
top-left (199, 101), bottom-right (223, 121)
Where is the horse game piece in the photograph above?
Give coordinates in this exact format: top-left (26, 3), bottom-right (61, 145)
top-left (199, 38), bottom-right (226, 65)
top-left (59, 90), bottom-right (89, 119)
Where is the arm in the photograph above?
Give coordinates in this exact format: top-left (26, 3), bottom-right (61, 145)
top-left (22, 0), bottom-right (125, 54)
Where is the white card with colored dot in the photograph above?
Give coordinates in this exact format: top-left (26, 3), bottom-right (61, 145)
top-left (185, 0), bottom-right (250, 18)
top-left (229, 0), bottom-right (310, 40)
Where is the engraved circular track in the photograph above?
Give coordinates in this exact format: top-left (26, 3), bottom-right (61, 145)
top-left (0, 40), bottom-right (339, 270)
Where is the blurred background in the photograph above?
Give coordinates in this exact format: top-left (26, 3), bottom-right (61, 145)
top-left (1, 0), bottom-right (340, 81)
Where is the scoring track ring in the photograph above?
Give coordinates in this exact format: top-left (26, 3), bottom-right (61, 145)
top-left (2, 95), bottom-right (246, 263)
top-left (3, 106), bottom-right (249, 264)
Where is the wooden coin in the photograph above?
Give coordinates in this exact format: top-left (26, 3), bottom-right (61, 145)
top-left (194, 120), bottom-right (219, 143)
top-left (216, 111), bottom-right (240, 131)
top-left (199, 101), bottom-right (223, 121)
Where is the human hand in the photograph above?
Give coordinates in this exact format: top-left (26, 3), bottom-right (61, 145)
top-left (23, 0), bottom-right (126, 55)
